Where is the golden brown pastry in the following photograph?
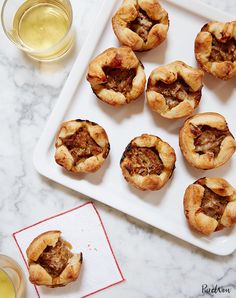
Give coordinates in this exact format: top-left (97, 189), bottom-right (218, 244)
top-left (112, 0), bottom-right (169, 51)
top-left (147, 61), bottom-right (204, 119)
top-left (179, 112), bottom-right (236, 170)
top-left (120, 134), bottom-right (176, 190)
top-left (26, 231), bottom-right (82, 287)
top-left (195, 21), bottom-right (236, 80)
top-left (55, 119), bottom-right (110, 173)
top-left (184, 177), bottom-right (236, 235)
top-left (87, 47), bottom-right (146, 105)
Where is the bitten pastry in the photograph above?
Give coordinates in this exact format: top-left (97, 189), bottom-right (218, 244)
top-left (112, 0), bottom-right (169, 51)
top-left (179, 112), bottom-right (236, 170)
top-left (87, 47), bottom-right (146, 105)
top-left (195, 21), bottom-right (236, 80)
top-left (184, 177), bottom-right (236, 235)
top-left (147, 61), bottom-right (204, 119)
top-left (55, 119), bottom-right (110, 173)
top-left (120, 134), bottom-right (176, 190)
top-left (26, 231), bottom-right (83, 287)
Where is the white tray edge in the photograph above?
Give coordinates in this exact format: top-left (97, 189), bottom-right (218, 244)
top-left (33, 0), bottom-right (236, 256)
top-left (166, 0), bottom-right (235, 21)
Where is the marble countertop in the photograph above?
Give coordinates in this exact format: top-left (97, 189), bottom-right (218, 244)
top-left (0, 0), bottom-right (236, 297)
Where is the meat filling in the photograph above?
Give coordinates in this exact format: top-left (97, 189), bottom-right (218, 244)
top-left (201, 188), bottom-right (229, 222)
top-left (153, 79), bottom-right (200, 110)
top-left (63, 126), bottom-right (102, 163)
top-left (124, 147), bottom-right (164, 176)
top-left (129, 9), bottom-right (157, 42)
top-left (196, 180), bottom-right (229, 222)
top-left (190, 124), bottom-right (230, 156)
top-left (103, 67), bottom-right (136, 94)
top-left (37, 238), bottom-right (72, 277)
top-left (209, 35), bottom-right (236, 62)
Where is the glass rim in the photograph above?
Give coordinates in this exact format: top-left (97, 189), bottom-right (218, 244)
top-left (1, 0), bottom-right (73, 55)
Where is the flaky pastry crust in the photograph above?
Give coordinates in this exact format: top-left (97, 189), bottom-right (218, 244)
top-left (55, 119), bottom-right (110, 173)
top-left (179, 112), bottom-right (236, 170)
top-left (120, 134), bottom-right (176, 190)
top-left (87, 47), bottom-right (146, 105)
top-left (184, 177), bottom-right (236, 235)
top-left (147, 61), bottom-right (204, 119)
top-left (112, 0), bottom-right (169, 51)
top-left (26, 231), bottom-right (83, 287)
top-left (195, 21), bottom-right (236, 80)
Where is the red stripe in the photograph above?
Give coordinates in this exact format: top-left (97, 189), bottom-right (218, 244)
top-left (12, 234), bottom-right (40, 297)
top-left (13, 201), bottom-right (91, 236)
top-left (91, 202), bottom-right (125, 281)
top-left (81, 279), bottom-right (124, 298)
top-left (12, 201), bottom-right (125, 297)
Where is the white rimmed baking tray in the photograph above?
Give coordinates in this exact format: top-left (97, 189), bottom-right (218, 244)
top-left (34, 0), bottom-right (236, 255)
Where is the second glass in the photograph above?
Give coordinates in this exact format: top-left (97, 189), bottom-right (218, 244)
top-left (0, 254), bottom-right (25, 298)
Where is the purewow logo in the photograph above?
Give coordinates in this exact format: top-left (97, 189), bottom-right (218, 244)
top-left (202, 284), bottom-right (231, 294)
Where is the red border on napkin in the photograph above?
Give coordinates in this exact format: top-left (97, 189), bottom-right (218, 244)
top-left (13, 202), bottom-right (125, 298)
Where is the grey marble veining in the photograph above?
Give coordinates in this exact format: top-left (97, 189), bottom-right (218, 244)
top-left (0, 0), bottom-right (236, 297)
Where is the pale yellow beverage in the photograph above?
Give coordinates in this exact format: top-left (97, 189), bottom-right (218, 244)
top-left (0, 269), bottom-right (16, 298)
top-left (0, 255), bottom-right (25, 298)
top-left (2, 0), bottom-right (74, 61)
top-left (15, 1), bottom-right (69, 49)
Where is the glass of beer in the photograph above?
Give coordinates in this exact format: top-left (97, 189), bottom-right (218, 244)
top-left (1, 0), bottom-right (74, 61)
top-left (0, 254), bottom-right (25, 298)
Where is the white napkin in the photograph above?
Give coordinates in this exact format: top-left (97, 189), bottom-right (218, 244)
top-left (13, 202), bottom-right (124, 297)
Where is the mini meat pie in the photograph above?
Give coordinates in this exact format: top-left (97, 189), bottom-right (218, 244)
top-left (87, 47), bottom-right (146, 105)
top-left (112, 0), bottom-right (169, 51)
top-left (184, 177), bottom-right (236, 235)
top-left (195, 21), bottom-right (236, 80)
top-left (179, 112), bottom-right (236, 170)
top-left (55, 119), bottom-right (110, 173)
top-left (26, 231), bottom-right (82, 287)
top-left (147, 61), bottom-right (204, 119)
top-left (120, 134), bottom-right (176, 190)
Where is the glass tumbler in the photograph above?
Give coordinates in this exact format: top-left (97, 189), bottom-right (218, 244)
top-left (0, 254), bottom-right (25, 298)
top-left (1, 0), bottom-right (74, 61)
